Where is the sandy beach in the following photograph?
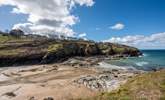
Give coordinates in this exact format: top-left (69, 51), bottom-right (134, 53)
top-left (0, 57), bottom-right (143, 100)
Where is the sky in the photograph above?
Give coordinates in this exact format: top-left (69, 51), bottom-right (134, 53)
top-left (0, 0), bottom-right (165, 49)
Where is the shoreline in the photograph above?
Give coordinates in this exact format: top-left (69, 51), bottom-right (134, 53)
top-left (0, 56), bottom-right (146, 100)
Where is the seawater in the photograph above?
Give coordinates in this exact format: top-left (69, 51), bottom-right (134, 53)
top-left (107, 50), bottom-right (165, 71)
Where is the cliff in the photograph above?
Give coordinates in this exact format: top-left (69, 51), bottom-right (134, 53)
top-left (0, 30), bottom-right (142, 66)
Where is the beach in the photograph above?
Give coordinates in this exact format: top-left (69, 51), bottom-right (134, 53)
top-left (0, 57), bottom-right (143, 100)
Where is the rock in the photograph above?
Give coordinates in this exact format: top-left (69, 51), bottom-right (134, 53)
top-left (114, 75), bottom-right (118, 78)
top-left (43, 97), bottom-right (54, 100)
top-left (3, 92), bottom-right (16, 97)
top-left (102, 70), bottom-right (112, 74)
top-left (46, 65), bottom-right (58, 72)
top-left (29, 96), bottom-right (35, 100)
top-left (0, 31), bottom-right (142, 66)
top-left (75, 75), bottom-right (110, 90)
top-left (19, 68), bottom-right (39, 72)
top-left (99, 74), bottom-right (111, 81)
top-left (112, 69), bottom-right (119, 72)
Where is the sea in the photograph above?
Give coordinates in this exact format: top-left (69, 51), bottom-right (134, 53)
top-left (107, 50), bottom-right (165, 71)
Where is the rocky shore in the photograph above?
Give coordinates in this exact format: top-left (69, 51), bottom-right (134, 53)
top-left (0, 30), bottom-right (144, 100)
top-left (0, 57), bottom-right (144, 100)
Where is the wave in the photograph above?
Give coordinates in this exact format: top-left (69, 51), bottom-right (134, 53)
top-left (135, 61), bottom-right (149, 67)
top-left (143, 53), bottom-right (148, 57)
top-left (98, 62), bottom-right (137, 70)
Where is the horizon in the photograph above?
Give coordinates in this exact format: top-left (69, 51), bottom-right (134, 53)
top-left (0, 0), bottom-right (165, 49)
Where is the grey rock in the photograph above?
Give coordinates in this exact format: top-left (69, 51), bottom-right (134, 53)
top-left (75, 75), bottom-right (109, 90)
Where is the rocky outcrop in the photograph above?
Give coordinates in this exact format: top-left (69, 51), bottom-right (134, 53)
top-left (0, 32), bottom-right (142, 66)
top-left (42, 42), bottom-right (141, 63)
top-left (74, 75), bottom-right (107, 90)
top-left (74, 69), bottom-right (141, 91)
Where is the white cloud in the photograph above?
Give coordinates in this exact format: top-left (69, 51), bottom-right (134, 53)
top-left (78, 33), bottom-right (87, 38)
top-left (72, 0), bottom-right (94, 6)
top-left (103, 32), bottom-right (165, 49)
top-left (110, 23), bottom-right (125, 30)
top-left (0, 0), bottom-right (94, 37)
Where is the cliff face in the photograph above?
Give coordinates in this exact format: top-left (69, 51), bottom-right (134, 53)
top-left (0, 33), bottom-right (142, 66)
top-left (42, 42), bottom-right (141, 63)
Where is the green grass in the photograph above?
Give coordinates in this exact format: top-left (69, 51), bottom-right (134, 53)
top-left (0, 34), bottom-right (33, 43)
top-left (98, 44), bottom-right (110, 50)
top-left (48, 43), bottom-right (63, 53)
top-left (98, 44), bottom-right (111, 54)
top-left (0, 35), bottom-right (45, 57)
top-left (0, 49), bottom-right (25, 56)
top-left (113, 47), bottom-right (126, 53)
top-left (76, 70), bottom-right (165, 100)
top-left (0, 34), bottom-right (17, 42)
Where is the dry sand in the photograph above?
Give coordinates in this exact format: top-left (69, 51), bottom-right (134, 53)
top-left (0, 58), bottom-right (141, 100)
top-left (0, 64), bottom-right (99, 100)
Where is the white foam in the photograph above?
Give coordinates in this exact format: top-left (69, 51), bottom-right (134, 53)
top-left (136, 61), bottom-right (149, 66)
top-left (98, 62), bottom-right (132, 70)
top-left (143, 53), bottom-right (148, 57)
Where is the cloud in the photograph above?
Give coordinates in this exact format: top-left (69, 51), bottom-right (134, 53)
top-left (110, 23), bottom-right (125, 30)
top-left (0, 0), bottom-right (94, 37)
top-left (103, 32), bottom-right (165, 49)
top-left (78, 33), bottom-right (87, 38)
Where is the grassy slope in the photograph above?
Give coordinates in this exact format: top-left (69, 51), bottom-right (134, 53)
top-left (78, 70), bottom-right (165, 100)
top-left (0, 35), bottom-right (46, 56)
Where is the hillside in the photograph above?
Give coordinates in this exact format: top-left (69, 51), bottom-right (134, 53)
top-left (0, 30), bottom-right (142, 66)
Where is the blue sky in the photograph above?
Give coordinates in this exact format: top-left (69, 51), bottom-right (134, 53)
top-left (73, 0), bottom-right (165, 40)
top-left (0, 0), bottom-right (165, 49)
top-left (0, 6), bottom-right (25, 31)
